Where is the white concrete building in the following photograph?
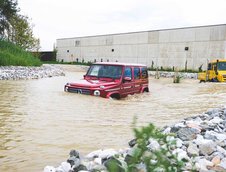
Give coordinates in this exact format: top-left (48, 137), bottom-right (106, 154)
top-left (56, 24), bottom-right (226, 70)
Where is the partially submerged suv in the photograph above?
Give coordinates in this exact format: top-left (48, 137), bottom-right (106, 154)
top-left (64, 62), bottom-right (149, 99)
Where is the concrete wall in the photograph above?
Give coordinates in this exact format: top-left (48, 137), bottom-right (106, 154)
top-left (56, 24), bottom-right (226, 70)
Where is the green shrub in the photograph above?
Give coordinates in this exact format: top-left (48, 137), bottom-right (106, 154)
top-left (106, 122), bottom-right (190, 172)
top-left (173, 76), bottom-right (181, 83)
top-left (127, 123), bottom-right (187, 171)
top-left (0, 39), bottom-right (42, 66)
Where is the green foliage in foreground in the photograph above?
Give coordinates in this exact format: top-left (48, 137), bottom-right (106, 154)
top-left (0, 39), bottom-right (42, 66)
top-left (107, 123), bottom-right (191, 172)
top-left (129, 124), bottom-right (186, 171)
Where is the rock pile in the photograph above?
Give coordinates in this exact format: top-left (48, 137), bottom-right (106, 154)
top-left (0, 65), bottom-right (65, 80)
top-left (149, 71), bottom-right (198, 79)
top-left (162, 107), bottom-right (226, 171)
top-left (44, 106), bottom-right (226, 172)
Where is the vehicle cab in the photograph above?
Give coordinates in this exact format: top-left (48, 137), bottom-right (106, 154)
top-left (198, 59), bottom-right (226, 82)
top-left (64, 62), bottom-right (149, 99)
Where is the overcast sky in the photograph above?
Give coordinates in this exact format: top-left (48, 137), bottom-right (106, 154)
top-left (18, 0), bottom-right (226, 51)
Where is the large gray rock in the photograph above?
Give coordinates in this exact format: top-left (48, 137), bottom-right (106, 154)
top-left (210, 117), bottom-right (223, 124)
top-left (176, 127), bottom-right (199, 141)
top-left (67, 156), bottom-right (80, 168)
top-left (69, 150), bottom-right (80, 158)
top-left (198, 139), bottom-right (217, 156)
top-left (205, 130), bottom-right (226, 142)
top-left (187, 142), bottom-right (199, 156)
top-left (195, 159), bottom-right (214, 171)
top-left (206, 108), bottom-right (220, 116)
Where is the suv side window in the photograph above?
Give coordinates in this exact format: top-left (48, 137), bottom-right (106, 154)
top-left (141, 67), bottom-right (148, 79)
top-left (134, 67), bottom-right (140, 79)
top-left (124, 67), bottom-right (132, 78)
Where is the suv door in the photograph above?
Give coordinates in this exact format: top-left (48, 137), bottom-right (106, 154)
top-left (121, 66), bottom-right (134, 97)
top-left (140, 67), bottom-right (149, 91)
top-left (133, 67), bottom-right (142, 93)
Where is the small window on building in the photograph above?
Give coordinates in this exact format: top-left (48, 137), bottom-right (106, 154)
top-left (67, 50), bottom-right (69, 53)
top-left (75, 40), bottom-right (80, 46)
top-left (185, 47), bottom-right (189, 51)
top-left (112, 49), bottom-right (114, 52)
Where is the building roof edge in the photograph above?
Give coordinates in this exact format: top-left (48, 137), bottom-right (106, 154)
top-left (56, 24), bottom-right (226, 41)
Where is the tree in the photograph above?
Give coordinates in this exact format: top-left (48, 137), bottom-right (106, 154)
top-left (9, 14), bottom-right (40, 51)
top-left (0, 0), bottom-right (40, 50)
top-left (0, 0), bottom-right (18, 38)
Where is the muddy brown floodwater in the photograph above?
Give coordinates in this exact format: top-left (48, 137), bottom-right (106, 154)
top-left (0, 65), bottom-right (226, 171)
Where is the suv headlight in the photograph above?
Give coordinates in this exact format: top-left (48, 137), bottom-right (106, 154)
top-left (94, 90), bottom-right (100, 96)
top-left (100, 85), bottom-right (105, 89)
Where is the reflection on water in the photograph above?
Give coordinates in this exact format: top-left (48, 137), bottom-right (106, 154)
top-left (0, 72), bottom-right (226, 171)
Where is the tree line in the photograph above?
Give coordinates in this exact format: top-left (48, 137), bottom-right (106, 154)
top-left (0, 0), bottom-right (40, 51)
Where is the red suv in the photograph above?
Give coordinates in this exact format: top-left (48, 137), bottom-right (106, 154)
top-left (64, 62), bottom-right (149, 99)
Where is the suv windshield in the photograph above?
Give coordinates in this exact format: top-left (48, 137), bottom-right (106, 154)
top-left (217, 62), bottom-right (226, 70)
top-left (87, 65), bottom-right (123, 79)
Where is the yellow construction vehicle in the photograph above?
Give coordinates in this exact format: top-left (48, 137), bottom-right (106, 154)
top-left (198, 59), bottom-right (226, 82)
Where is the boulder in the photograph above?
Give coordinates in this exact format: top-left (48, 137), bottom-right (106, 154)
top-left (198, 140), bottom-right (217, 156)
top-left (187, 142), bottom-right (199, 156)
top-left (176, 127), bottom-right (199, 141)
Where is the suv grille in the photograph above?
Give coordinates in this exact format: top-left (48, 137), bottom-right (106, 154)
top-left (67, 88), bottom-right (91, 95)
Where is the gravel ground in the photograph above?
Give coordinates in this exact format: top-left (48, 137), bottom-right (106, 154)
top-left (0, 64), bottom-right (65, 80)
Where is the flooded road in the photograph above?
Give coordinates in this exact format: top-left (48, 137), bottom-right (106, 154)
top-left (0, 66), bottom-right (226, 171)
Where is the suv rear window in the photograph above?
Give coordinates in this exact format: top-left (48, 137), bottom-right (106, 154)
top-left (141, 67), bottom-right (148, 79)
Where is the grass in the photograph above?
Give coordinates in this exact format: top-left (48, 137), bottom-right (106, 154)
top-left (148, 67), bottom-right (199, 73)
top-left (43, 61), bottom-right (92, 66)
top-left (0, 39), bottom-right (42, 66)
